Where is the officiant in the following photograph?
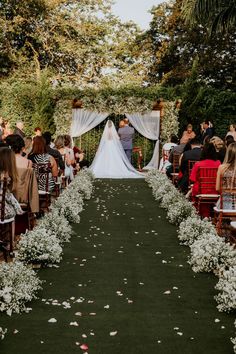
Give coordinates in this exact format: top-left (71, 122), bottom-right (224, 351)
top-left (118, 118), bottom-right (135, 163)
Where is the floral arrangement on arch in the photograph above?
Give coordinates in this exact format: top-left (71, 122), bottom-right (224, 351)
top-left (52, 95), bottom-right (179, 142)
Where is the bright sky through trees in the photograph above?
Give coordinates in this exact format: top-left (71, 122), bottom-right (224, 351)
top-left (112, 0), bottom-right (163, 29)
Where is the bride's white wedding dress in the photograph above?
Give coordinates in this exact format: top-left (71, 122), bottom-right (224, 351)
top-left (89, 121), bottom-right (144, 179)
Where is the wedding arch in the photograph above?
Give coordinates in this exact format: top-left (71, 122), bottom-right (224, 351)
top-left (52, 86), bottom-right (180, 168)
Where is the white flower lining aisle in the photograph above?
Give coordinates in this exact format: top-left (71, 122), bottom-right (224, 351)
top-left (0, 169), bottom-right (94, 337)
top-left (146, 170), bottom-right (236, 352)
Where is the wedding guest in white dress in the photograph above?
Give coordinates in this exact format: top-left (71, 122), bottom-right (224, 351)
top-left (90, 120), bottom-right (143, 179)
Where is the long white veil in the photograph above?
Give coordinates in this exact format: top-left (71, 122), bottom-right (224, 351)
top-left (90, 120), bottom-right (144, 178)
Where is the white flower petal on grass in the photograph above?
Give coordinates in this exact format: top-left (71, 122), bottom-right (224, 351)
top-left (48, 318), bottom-right (57, 323)
top-left (70, 322), bottom-right (79, 327)
top-left (177, 332), bottom-right (183, 336)
top-left (174, 327), bottom-right (179, 331)
top-left (110, 331), bottom-right (118, 336)
top-left (215, 319), bottom-right (220, 323)
top-left (104, 305), bottom-right (110, 309)
top-left (163, 290), bottom-right (171, 295)
top-left (13, 329), bottom-right (19, 334)
top-left (75, 312), bottom-right (82, 316)
top-left (82, 334), bottom-right (87, 338)
top-left (162, 260), bottom-right (167, 264)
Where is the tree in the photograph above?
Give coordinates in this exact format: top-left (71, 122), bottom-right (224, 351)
top-left (182, 0), bottom-right (236, 34)
top-left (144, 0), bottom-right (236, 89)
top-left (0, 0), bottom-right (149, 87)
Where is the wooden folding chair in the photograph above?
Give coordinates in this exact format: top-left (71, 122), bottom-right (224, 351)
top-left (171, 152), bottom-right (180, 184)
top-left (214, 175), bottom-right (236, 235)
top-left (0, 178), bottom-right (15, 262)
top-left (195, 167), bottom-right (219, 216)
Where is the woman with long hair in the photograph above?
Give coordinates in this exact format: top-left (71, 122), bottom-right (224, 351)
top-left (216, 142), bottom-right (236, 209)
top-left (0, 147), bottom-right (23, 219)
top-left (28, 136), bottom-right (58, 192)
top-left (54, 135), bottom-right (74, 180)
top-left (226, 124), bottom-right (236, 141)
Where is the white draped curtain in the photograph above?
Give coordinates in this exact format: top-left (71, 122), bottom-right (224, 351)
top-left (70, 109), bottom-right (109, 138)
top-left (126, 111), bottom-right (160, 169)
top-left (70, 108), bottom-right (160, 169)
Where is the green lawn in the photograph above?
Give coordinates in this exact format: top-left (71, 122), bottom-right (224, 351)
top-left (0, 179), bottom-right (235, 354)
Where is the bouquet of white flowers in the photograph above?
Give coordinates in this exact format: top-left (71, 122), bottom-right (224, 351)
top-left (18, 226), bottom-right (63, 265)
top-left (178, 216), bottom-right (217, 246)
top-left (38, 209), bottom-right (72, 244)
top-left (0, 261), bottom-right (41, 316)
top-left (167, 199), bottom-right (196, 225)
top-left (51, 190), bottom-right (83, 224)
top-left (215, 266), bottom-right (236, 312)
top-left (189, 234), bottom-right (236, 273)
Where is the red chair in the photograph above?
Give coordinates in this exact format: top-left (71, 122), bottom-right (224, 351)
top-left (195, 167), bottom-right (219, 216)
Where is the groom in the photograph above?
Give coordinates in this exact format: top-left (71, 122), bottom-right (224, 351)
top-left (118, 118), bottom-right (134, 163)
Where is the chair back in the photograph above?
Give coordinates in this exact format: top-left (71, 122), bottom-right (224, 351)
top-left (172, 153), bottom-right (180, 173)
top-left (33, 162), bottom-right (51, 193)
top-left (188, 160), bottom-right (197, 185)
top-left (197, 167), bottom-right (218, 195)
top-left (219, 175), bottom-right (236, 210)
top-left (0, 178), bottom-right (7, 222)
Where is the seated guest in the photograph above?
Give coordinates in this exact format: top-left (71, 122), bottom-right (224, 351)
top-left (190, 143), bottom-right (221, 217)
top-left (178, 137), bottom-right (202, 193)
top-left (23, 136), bottom-right (33, 156)
top-left (13, 121), bottom-right (25, 139)
top-left (54, 135), bottom-right (74, 180)
top-left (0, 147), bottom-right (23, 220)
top-left (73, 146), bottom-right (89, 169)
top-left (226, 124), bottom-right (236, 141)
top-left (2, 121), bottom-right (13, 140)
top-left (159, 135), bottom-right (178, 172)
top-left (180, 124), bottom-right (196, 144)
top-left (166, 139), bottom-right (185, 178)
top-left (28, 136), bottom-right (58, 192)
top-left (210, 136), bottom-right (225, 163)
top-left (42, 132), bottom-right (65, 170)
top-left (33, 127), bottom-right (42, 138)
top-left (201, 120), bottom-right (214, 143)
top-left (225, 135), bottom-right (235, 147)
top-left (5, 134), bottom-right (32, 169)
top-left (216, 142), bottom-right (236, 209)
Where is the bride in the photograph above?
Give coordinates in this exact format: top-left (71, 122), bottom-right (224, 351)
top-left (89, 120), bottom-right (144, 178)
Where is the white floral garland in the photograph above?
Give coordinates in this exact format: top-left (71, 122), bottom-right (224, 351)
top-left (0, 261), bottom-right (42, 316)
top-left (146, 169), bottom-right (236, 352)
top-left (0, 169), bottom-right (94, 321)
top-left (53, 99), bottom-right (179, 143)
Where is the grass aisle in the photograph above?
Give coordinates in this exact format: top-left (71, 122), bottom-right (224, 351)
top-left (0, 179), bottom-right (235, 354)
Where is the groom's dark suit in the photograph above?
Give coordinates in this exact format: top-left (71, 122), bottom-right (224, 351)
top-left (118, 125), bottom-right (134, 162)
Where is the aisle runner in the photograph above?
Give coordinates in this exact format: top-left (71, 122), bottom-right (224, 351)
top-left (1, 180), bottom-right (234, 354)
